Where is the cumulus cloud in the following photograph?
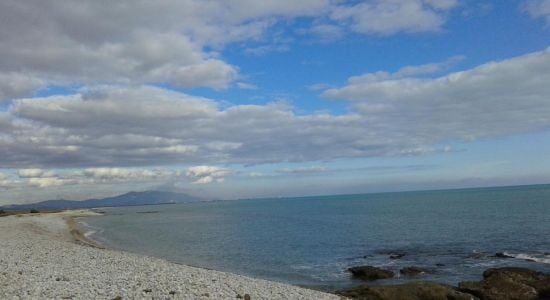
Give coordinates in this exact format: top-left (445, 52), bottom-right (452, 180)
top-left (523, 0), bottom-right (550, 24)
top-left (0, 0), bottom-right (338, 101)
top-left (323, 48), bottom-right (550, 143)
top-left (186, 166), bottom-right (230, 184)
top-left (0, 0), bottom-right (467, 101)
top-left (1, 49), bottom-right (550, 170)
top-left (0, 73), bottom-right (44, 101)
top-left (330, 0), bottom-right (458, 35)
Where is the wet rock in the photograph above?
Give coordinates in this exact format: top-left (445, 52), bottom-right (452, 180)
top-left (435, 263), bottom-right (445, 267)
top-left (458, 267), bottom-right (550, 300)
top-left (338, 282), bottom-right (475, 300)
top-left (399, 267), bottom-right (434, 276)
top-left (493, 252), bottom-right (514, 259)
top-left (348, 266), bottom-right (394, 281)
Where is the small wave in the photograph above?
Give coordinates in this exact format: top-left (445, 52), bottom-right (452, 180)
top-left (511, 253), bottom-right (550, 264)
top-left (83, 230), bottom-right (96, 238)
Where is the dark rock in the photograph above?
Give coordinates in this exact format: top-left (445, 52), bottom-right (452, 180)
top-left (348, 266), bottom-right (394, 281)
top-left (389, 253), bottom-right (406, 259)
top-left (400, 267), bottom-right (434, 276)
top-left (338, 282), bottom-right (475, 300)
top-left (236, 294), bottom-right (243, 299)
top-left (435, 263), bottom-right (445, 267)
top-left (458, 267), bottom-right (550, 300)
top-left (143, 289), bottom-right (152, 293)
top-left (112, 297), bottom-right (122, 300)
top-left (494, 252), bottom-right (514, 259)
top-left (244, 294), bottom-right (251, 300)
top-left (169, 291), bottom-right (177, 295)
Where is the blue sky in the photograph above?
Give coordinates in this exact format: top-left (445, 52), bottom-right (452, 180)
top-left (1, 0), bottom-right (550, 204)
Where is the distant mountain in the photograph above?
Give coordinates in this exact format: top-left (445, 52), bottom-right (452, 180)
top-left (0, 191), bottom-right (202, 211)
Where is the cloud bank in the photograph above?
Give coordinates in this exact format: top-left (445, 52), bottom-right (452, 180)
top-left (0, 49), bottom-right (549, 172)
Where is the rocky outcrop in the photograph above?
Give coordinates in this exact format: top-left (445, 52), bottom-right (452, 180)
top-left (458, 267), bottom-right (550, 300)
top-left (341, 266), bottom-right (550, 300)
top-left (493, 252), bottom-right (514, 259)
top-left (348, 266), bottom-right (394, 281)
top-left (338, 282), bottom-right (475, 300)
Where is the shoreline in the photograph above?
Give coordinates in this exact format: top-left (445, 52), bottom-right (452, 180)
top-left (0, 209), bottom-right (341, 299)
top-left (64, 213), bottom-right (105, 249)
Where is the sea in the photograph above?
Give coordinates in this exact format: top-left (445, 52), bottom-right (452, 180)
top-left (82, 184), bottom-right (550, 291)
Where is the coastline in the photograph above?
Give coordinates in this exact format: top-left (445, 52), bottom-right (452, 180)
top-left (0, 210), bottom-right (341, 299)
top-left (64, 211), bottom-right (105, 249)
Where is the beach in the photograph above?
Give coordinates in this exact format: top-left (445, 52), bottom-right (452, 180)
top-left (0, 210), bottom-right (341, 299)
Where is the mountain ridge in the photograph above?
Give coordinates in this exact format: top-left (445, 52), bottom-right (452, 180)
top-left (0, 191), bottom-right (202, 211)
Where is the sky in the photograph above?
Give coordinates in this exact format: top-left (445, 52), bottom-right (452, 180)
top-left (1, 0), bottom-right (550, 205)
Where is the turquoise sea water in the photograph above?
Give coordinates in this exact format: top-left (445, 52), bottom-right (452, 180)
top-left (83, 184), bottom-right (550, 291)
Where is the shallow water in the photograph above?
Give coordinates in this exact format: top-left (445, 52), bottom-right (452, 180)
top-left (84, 184), bottom-right (550, 291)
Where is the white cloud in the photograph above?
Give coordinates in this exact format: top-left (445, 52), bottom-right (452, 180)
top-left (0, 73), bottom-right (44, 101)
top-left (0, 179), bottom-right (20, 190)
top-left (28, 177), bottom-right (70, 188)
top-left (299, 24), bottom-right (345, 41)
top-left (330, 0), bottom-right (458, 35)
top-left (17, 169), bottom-right (56, 178)
top-left (0, 0), bottom-right (336, 101)
top-left (323, 48), bottom-right (550, 143)
top-left (0, 0), bottom-right (467, 101)
top-left (186, 166), bottom-right (229, 184)
top-left (523, 0), bottom-right (550, 25)
top-left (343, 55), bottom-right (464, 85)
top-left (80, 168), bottom-right (182, 183)
top-left (1, 49), bottom-right (550, 170)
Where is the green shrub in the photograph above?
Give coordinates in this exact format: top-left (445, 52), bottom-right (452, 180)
top-left (30, 209), bottom-right (40, 213)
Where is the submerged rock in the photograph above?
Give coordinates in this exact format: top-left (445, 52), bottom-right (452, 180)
top-left (348, 266), bottom-right (394, 281)
top-left (338, 282), bottom-right (475, 300)
top-left (389, 253), bottom-right (406, 259)
top-left (458, 267), bottom-right (550, 300)
top-left (399, 267), bottom-right (434, 277)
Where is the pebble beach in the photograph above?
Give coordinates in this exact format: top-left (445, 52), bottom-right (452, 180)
top-left (0, 210), bottom-right (341, 300)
